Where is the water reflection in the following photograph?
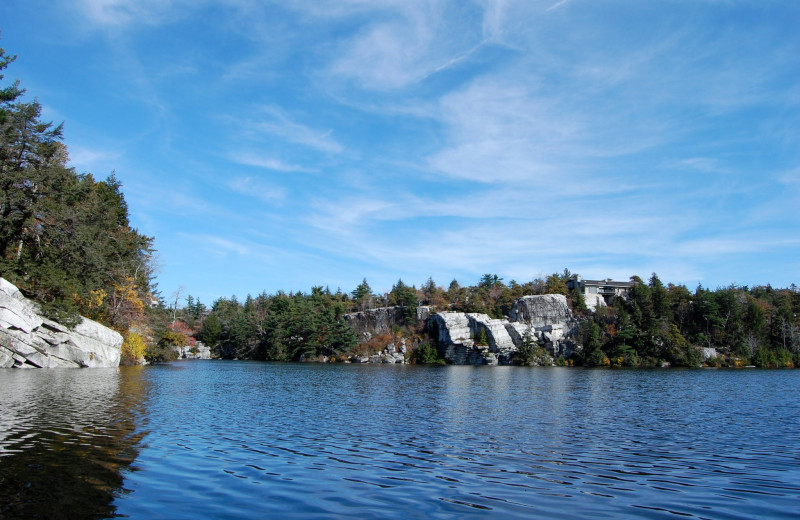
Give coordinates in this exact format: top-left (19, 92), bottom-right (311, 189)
top-left (0, 367), bottom-right (149, 519)
top-left (3, 363), bottom-right (799, 519)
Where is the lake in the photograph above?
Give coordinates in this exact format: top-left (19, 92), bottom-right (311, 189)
top-left (1, 362), bottom-right (798, 519)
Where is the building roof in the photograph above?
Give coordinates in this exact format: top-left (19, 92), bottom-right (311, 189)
top-left (581, 279), bottom-right (633, 287)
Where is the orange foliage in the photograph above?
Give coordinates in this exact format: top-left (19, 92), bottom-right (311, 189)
top-left (356, 333), bottom-right (395, 356)
top-left (169, 320), bottom-right (197, 347)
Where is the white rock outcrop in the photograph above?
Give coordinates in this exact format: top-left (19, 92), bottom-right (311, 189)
top-left (584, 293), bottom-right (606, 312)
top-left (430, 294), bottom-right (581, 365)
top-left (430, 312), bottom-right (520, 365)
top-left (0, 278), bottom-right (122, 368)
top-left (177, 341), bottom-right (212, 360)
top-left (509, 294), bottom-right (572, 327)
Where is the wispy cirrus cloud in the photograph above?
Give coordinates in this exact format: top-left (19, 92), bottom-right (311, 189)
top-left (230, 152), bottom-right (314, 173)
top-left (232, 106), bottom-right (344, 154)
top-left (78, 0), bottom-right (198, 26)
top-left (326, 2), bottom-right (484, 90)
top-left (227, 176), bottom-right (287, 202)
top-left (546, 0), bottom-right (571, 12)
top-left (673, 157), bottom-right (728, 175)
top-left (67, 144), bottom-right (123, 172)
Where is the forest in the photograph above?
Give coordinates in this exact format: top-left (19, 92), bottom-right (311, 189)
top-left (2, 43), bottom-right (798, 369)
top-left (189, 272), bottom-right (800, 368)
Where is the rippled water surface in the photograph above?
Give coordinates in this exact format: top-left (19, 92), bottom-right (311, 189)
top-left (1, 363), bottom-right (799, 519)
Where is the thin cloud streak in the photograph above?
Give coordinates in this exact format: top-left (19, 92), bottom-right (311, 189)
top-left (231, 152), bottom-right (314, 173)
top-left (232, 106), bottom-right (345, 154)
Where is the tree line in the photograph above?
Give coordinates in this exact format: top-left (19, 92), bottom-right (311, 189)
top-left (575, 274), bottom-right (800, 368)
top-left (187, 270), bottom-right (798, 368)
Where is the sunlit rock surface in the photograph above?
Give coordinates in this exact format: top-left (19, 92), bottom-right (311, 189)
top-left (431, 294), bottom-right (581, 365)
top-left (0, 278), bottom-right (122, 368)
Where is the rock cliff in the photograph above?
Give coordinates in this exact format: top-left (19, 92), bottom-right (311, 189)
top-left (430, 312), bottom-right (519, 365)
top-left (344, 305), bottom-right (430, 341)
top-left (0, 278), bottom-right (122, 368)
top-left (509, 294), bottom-right (572, 327)
top-left (430, 294), bottom-right (580, 365)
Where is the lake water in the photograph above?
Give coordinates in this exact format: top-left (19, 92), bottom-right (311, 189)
top-left (1, 362), bottom-right (798, 519)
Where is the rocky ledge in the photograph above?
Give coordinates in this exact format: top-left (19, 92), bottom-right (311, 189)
top-left (0, 278), bottom-right (122, 368)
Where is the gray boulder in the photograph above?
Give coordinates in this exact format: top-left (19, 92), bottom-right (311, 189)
top-left (177, 341), bottom-right (212, 360)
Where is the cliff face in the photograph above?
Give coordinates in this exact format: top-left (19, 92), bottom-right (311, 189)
top-left (344, 306), bottom-right (430, 341)
top-left (430, 312), bottom-right (519, 365)
top-left (431, 294), bottom-right (580, 365)
top-left (0, 278), bottom-right (122, 368)
top-left (509, 294), bottom-right (572, 327)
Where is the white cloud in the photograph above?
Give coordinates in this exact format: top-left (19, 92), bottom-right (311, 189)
top-left (201, 235), bottom-right (253, 258)
top-left (236, 106), bottom-right (344, 154)
top-left (675, 236), bottom-right (800, 258)
top-left (227, 176), bottom-right (287, 202)
top-left (673, 157), bottom-right (728, 175)
top-left (426, 77), bottom-right (587, 184)
top-left (67, 145), bottom-right (122, 171)
top-left (545, 0), bottom-right (570, 12)
top-left (326, 2), bottom-right (483, 90)
top-left (78, 0), bottom-right (195, 26)
top-left (231, 152), bottom-right (314, 173)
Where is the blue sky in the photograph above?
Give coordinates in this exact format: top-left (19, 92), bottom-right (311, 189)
top-left (2, 0), bottom-right (798, 303)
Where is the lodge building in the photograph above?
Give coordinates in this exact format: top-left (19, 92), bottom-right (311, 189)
top-left (566, 275), bottom-right (632, 306)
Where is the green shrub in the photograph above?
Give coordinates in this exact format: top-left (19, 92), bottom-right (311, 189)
top-left (411, 343), bottom-right (445, 365)
top-left (586, 349), bottom-right (609, 367)
top-left (474, 328), bottom-right (489, 346)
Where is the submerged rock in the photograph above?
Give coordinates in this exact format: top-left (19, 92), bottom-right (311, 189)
top-left (0, 278), bottom-right (122, 368)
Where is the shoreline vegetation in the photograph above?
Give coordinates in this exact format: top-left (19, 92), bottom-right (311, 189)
top-left (185, 274), bottom-right (800, 369)
top-left (2, 44), bottom-right (799, 370)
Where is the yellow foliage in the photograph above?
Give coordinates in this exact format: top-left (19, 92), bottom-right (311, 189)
top-left (88, 289), bottom-right (107, 309)
top-left (72, 288), bottom-right (108, 321)
top-left (109, 276), bottom-right (146, 328)
top-left (122, 332), bottom-right (147, 360)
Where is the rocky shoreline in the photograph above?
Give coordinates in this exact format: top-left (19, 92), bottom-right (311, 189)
top-left (341, 294), bottom-right (581, 366)
top-left (0, 278), bottom-right (122, 368)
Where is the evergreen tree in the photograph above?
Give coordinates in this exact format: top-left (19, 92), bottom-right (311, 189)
top-left (389, 278), bottom-right (418, 322)
top-left (0, 44), bottom-right (155, 325)
top-left (351, 278), bottom-right (372, 309)
top-left (570, 287), bottom-right (587, 313)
